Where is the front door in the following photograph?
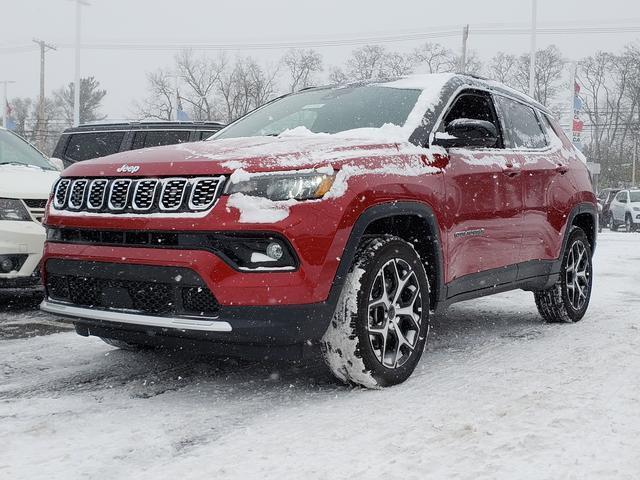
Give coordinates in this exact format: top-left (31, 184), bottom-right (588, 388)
top-left (439, 91), bottom-right (524, 290)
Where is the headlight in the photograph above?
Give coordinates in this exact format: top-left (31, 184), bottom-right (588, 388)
top-left (226, 172), bottom-right (335, 201)
top-left (0, 198), bottom-right (31, 221)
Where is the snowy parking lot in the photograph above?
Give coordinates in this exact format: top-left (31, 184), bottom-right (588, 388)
top-left (1, 231), bottom-right (639, 480)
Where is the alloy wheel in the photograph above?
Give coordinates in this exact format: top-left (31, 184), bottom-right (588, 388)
top-left (565, 240), bottom-right (591, 311)
top-left (367, 259), bottom-right (423, 369)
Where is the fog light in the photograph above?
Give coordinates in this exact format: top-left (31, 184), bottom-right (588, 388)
top-left (266, 242), bottom-right (284, 261)
top-left (0, 257), bottom-right (14, 273)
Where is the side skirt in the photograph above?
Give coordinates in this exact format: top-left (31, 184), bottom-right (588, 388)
top-left (437, 259), bottom-right (560, 311)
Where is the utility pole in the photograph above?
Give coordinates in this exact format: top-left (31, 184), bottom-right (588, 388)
top-left (1, 80), bottom-right (16, 128)
top-left (529, 0), bottom-right (538, 98)
top-left (32, 39), bottom-right (56, 147)
top-left (460, 25), bottom-right (470, 74)
top-left (634, 134), bottom-right (638, 187)
top-left (72, 0), bottom-right (90, 126)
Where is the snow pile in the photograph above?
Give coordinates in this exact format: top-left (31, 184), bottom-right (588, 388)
top-left (226, 193), bottom-right (296, 224)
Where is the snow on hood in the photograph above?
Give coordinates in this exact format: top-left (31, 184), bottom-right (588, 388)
top-left (0, 164), bottom-right (59, 199)
top-left (63, 134), bottom-right (430, 177)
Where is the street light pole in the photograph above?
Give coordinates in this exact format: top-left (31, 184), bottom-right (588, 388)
top-left (73, 0), bottom-right (90, 127)
top-left (529, 0), bottom-right (538, 98)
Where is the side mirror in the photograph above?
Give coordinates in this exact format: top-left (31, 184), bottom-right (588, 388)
top-left (49, 157), bottom-right (65, 172)
top-left (434, 118), bottom-right (499, 149)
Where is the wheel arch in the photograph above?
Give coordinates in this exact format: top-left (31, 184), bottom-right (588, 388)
top-left (564, 202), bottom-right (598, 255)
top-left (328, 201), bottom-right (446, 313)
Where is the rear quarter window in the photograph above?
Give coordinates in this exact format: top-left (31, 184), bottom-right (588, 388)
top-left (64, 131), bottom-right (125, 162)
top-left (495, 96), bottom-right (548, 150)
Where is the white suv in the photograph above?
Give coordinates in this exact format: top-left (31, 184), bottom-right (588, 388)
top-left (0, 128), bottom-right (60, 287)
top-left (610, 189), bottom-right (640, 232)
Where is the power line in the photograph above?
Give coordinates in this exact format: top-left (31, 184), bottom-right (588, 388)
top-left (2, 22), bottom-right (640, 54)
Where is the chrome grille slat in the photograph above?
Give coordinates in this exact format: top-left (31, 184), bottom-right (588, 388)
top-left (108, 179), bottom-right (132, 211)
top-left (51, 176), bottom-right (225, 214)
top-left (189, 178), bottom-right (223, 211)
top-left (68, 180), bottom-right (88, 210)
top-left (87, 180), bottom-right (108, 210)
top-left (133, 180), bottom-right (158, 211)
top-left (160, 179), bottom-right (188, 211)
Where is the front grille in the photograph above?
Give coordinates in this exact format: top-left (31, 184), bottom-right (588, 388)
top-left (182, 286), bottom-right (219, 314)
top-left (51, 176), bottom-right (225, 214)
top-left (108, 179), bottom-right (131, 210)
top-left (23, 199), bottom-right (47, 209)
top-left (160, 179), bottom-right (188, 211)
top-left (68, 180), bottom-right (88, 209)
top-left (87, 180), bottom-right (108, 209)
top-left (133, 180), bottom-right (158, 210)
top-left (54, 179), bottom-right (71, 208)
top-left (47, 271), bottom-right (219, 317)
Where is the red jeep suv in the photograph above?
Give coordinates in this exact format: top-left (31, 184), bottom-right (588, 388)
top-left (42, 74), bottom-right (597, 388)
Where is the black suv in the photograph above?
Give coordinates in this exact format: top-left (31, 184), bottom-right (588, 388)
top-left (52, 121), bottom-right (225, 168)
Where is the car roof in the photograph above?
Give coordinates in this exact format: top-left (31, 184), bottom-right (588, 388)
top-left (302, 73), bottom-right (552, 116)
top-left (60, 121), bottom-right (226, 134)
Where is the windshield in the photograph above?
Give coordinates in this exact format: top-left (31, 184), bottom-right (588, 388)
top-left (0, 130), bottom-right (56, 170)
top-left (214, 86), bottom-right (421, 140)
top-left (630, 191), bottom-right (640, 202)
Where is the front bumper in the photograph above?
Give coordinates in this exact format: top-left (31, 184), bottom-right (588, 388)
top-left (0, 220), bottom-right (45, 286)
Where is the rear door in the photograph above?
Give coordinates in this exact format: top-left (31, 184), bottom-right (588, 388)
top-left (494, 96), bottom-right (570, 265)
top-left (440, 90), bottom-right (524, 289)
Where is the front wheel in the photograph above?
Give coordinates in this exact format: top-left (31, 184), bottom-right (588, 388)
top-left (321, 236), bottom-right (430, 388)
top-left (534, 227), bottom-right (593, 323)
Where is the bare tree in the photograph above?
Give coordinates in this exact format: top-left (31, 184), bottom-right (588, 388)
top-left (282, 49), bottom-right (323, 92)
top-left (410, 42), bottom-right (457, 73)
top-left (133, 69), bottom-right (176, 121)
top-left (176, 50), bottom-right (226, 120)
top-left (513, 45), bottom-right (565, 105)
top-left (489, 52), bottom-right (518, 84)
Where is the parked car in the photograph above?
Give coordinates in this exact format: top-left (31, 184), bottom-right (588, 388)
top-left (609, 189), bottom-right (640, 232)
top-left (52, 121), bottom-right (225, 168)
top-left (41, 74), bottom-right (597, 387)
top-left (0, 128), bottom-right (60, 287)
top-left (597, 188), bottom-right (621, 230)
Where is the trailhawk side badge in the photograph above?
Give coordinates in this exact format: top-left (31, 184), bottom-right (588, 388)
top-left (116, 164), bottom-right (140, 174)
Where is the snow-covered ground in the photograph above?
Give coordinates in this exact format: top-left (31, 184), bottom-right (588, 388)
top-left (1, 231), bottom-right (639, 480)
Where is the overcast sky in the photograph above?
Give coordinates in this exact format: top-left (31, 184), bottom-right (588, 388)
top-left (2, 0), bottom-right (640, 120)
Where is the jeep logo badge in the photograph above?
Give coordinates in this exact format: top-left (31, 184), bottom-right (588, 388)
top-left (116, 164), bottom-right (140, 174)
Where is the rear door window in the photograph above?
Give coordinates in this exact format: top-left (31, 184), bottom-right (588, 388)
top-left (64, 132), bottom-right (125, 162)
top-left (134, 130), bottom-right (191, 149)
top-left (495, 96), bottom-right (548, 150)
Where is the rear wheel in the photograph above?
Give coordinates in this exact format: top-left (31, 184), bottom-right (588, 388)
top-left (321, 236), bottom-right (430, 388)
top-left (534, 227), bottom-right (593, 323)
top-left (625, 214), bottom-right (637, 232)
top-left (610, 217), bottom-right (619, 231)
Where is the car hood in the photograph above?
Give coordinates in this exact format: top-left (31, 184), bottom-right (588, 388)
top-left (62, 135), bottom-right (410, 177)
top-left (0, 164), bottom-right (59, 199)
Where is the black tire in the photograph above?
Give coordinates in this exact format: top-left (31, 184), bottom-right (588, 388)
top-left (100, 337), bottom-right (152, 351)
top-left (321, 235), bottom-right (430, 388)
top-left (625, 214), bottom-right (637, 233)
top-left (610, 218), bottom-right (618, 231)
top-left (534, 227), bottom-right (593, 323)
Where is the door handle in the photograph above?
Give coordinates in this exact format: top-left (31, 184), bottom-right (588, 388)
top-left (502, 164), bottom-right (521, 177)
top-left (555, 164), bottom-right (569, 175)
